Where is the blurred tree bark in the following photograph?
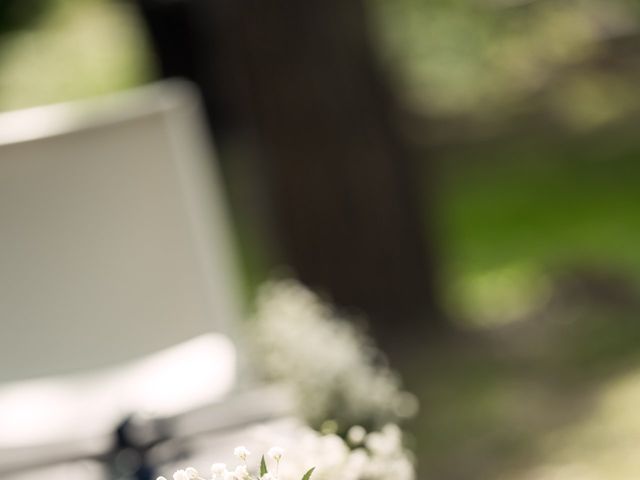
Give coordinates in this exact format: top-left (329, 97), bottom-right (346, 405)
top-left (136, 0), bottom-right (445, 348)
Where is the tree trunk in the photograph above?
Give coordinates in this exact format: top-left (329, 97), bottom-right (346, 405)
top-left (136, 0), bottom-right (445, 349)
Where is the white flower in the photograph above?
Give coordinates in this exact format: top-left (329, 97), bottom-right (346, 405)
top-left (364, 425), bottom-right (402, 456)
top-left (346, 448), bottom-right (369, 471)
top-left (347, 425), bottom-right (366, 445)
top-left (211, 463), bottom-right (227, 478)
top-left (268, 446), bottom-right (284, 462)
top-left (185, 467), bottom-right (199, 479)
top-left (321, 434), bottom-right (349, 462)
top-left (174, 470), bottom-right (189, 480)
top-left (251, 279), bottom-right (418, 429)
top-left (157, 477), bottom-right (168, 480)
top-left (391, 457), bottom-right (416, 480)
top-left (234, 445), bottom-right (251, 461)
top-left (253, 423), bottom-right (414, 480)
top-left (234, 465), bottom-right (249, 479)
top-left (170, 433), bottom-right (414, 480)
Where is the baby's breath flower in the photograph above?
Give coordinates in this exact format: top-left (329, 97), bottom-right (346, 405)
top-left (162, 437), bottom-right (415, 480)
top-left (347, 425), bottom-right (367, 445)
top-left (185, 467), bottom-right (199, 479)
top-left (234, 465), bottom-right (249, 479)
top-left (268, 446), bottom-right (284, 462)
top-left (211, 463), bottom-right (227, 478)
top-left (174, 470), bottom-right (189, 480)
top-left (251, 279), bottom-right (418, 430)
top-left (254, 423), bottom-right (414, 480)
top-left (234, 445), bottom-right (251, 461)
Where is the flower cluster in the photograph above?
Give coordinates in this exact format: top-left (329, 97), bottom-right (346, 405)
top-left (159, 424), bottom-right (414, 480)
top-left (250, 279), bottom-right (418, 430)
top-left (159, 446), bottom-right (312, 480)
top-left (250, 423), bottom-right (415, 480)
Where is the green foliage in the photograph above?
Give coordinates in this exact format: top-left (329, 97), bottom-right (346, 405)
top-left (0, 0), bottom-right (153, 111)
top-left (0, 0), bottom-right (52, 35)
top-left (437, 125), bottom-right (640, 325)
top-left (371, 0), bottom-right (640, 126)
top-left (260, 456), bottom-right (268, 477)
top-left (301, 467), bottom-right (315, 480)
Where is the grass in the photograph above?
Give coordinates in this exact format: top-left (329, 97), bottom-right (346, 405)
top-left (433, 124), bottom-right (640, 324)
top-left (405, 300), bottom-right (640, 480)
top-left (403, 123), bottom-right (640, 479)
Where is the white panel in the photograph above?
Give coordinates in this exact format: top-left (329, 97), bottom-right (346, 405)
top-left (0, 82), bottom-right (242, 382)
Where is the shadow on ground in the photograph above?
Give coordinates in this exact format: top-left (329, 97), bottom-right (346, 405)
top-left (403, 268), bottom-right (640, 480)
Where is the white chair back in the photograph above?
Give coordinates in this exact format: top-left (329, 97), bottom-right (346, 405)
top-left (0, 81), bottom-right (243, 382)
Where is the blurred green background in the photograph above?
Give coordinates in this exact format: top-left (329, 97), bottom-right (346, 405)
top-left (4, 0), bottom-right (640, 478)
